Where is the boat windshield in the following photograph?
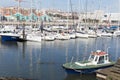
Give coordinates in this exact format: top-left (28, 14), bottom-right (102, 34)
top-left (97, 56), bottom-right (104, 64)
top-left (88, 54), bottom-right (95, 61)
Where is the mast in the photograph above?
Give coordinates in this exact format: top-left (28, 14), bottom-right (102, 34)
top-left (118, 0), bottom-right (120, 27)
top-left (18, 0), bottom-right (20, 14)
top-left (69, 0), bottom-right (75, 31)
top-left (85, 0), bottom-right (88, 31)
top-left (15, 0), bottom-right (25, 26)
top-left (31, 0), bottom-right (33, 27)
top-left (37, 0), bottom-right (41, 28)
top-left (97, 0), bottom-right (102, 29)
top-left (67, 0), bottom-right (69, 32)
top-left (77, 0), bottom-right (81, 30)
top-left (15, 0), bottom-right (22, 26)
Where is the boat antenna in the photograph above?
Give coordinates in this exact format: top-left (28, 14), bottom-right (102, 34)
top-left (107, 47), bottom-right (110, 54)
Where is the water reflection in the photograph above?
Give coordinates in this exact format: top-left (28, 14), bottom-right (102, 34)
top-left (0, 37), bottom-right (120, 80)
top-left (0, 41), bottom-right (18, 49)
top-left (64, 74), bottom-right (97, 80)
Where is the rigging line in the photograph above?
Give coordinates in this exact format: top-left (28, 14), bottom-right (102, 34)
top-left (69, 0), bottom-right (76, 31)
top-left (84, 0), bottom-right (88, 30)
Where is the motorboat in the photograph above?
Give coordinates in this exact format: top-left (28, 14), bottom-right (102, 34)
top-left (63, 50), bottom-right (115, 74)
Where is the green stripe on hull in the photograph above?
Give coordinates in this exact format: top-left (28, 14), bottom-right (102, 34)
top-left (63, 62), bottom-right (115, 70)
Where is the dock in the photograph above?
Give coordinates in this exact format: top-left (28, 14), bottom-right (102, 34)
top-left (96, 59), bottom-right (120, 80)
top-left (0, 21), bottom-right (75, 26)
top-left (0, 21), bottom-right (119, 26)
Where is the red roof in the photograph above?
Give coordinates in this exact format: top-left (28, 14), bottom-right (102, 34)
top-left (92, 51), bottom-right (107, 56)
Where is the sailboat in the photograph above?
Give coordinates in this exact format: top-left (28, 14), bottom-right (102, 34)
top-left (75, 0), bottom-right (89, 38)
top-left (19, 0), bottom-right (41, 42)
top-left (54, 32), bottom-right (70, 40)
top-left (41, 32), bottom-right (55, 41)
top-left (67, 0), bottom-right (76, 39)
top-left (75, 31), bottom-right (89, 38)
top-left (0, 25), bottom-right (20, 41)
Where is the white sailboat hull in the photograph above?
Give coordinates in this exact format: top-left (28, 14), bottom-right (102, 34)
top-left (76, 32), bottom-right (88, 38)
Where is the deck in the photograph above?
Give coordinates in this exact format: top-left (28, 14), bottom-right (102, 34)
top-left (96, 59), bottom-right (120, 80)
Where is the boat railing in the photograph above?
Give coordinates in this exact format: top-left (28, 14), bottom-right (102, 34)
top-left (70, 57), bottom-right (74, 63)
top-left (70, 56), bottom-right (89, 63)
top-left (70, 57), bottom-right (74, 67)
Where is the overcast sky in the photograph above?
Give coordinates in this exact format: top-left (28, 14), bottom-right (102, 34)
top-left (0, 0), bottom-right (119, 13)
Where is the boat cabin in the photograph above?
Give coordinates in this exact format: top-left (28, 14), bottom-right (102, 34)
top-left (88, 50), bottom-right (110, 65)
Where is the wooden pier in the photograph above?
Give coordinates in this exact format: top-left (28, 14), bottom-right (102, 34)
top-left (96, 59), bottom-right (120, 80)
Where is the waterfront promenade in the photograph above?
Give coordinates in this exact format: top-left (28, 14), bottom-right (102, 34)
top-left (0, 21), bottom-right (118, 26)
top-left (0, 21), bottom-right (75, 26)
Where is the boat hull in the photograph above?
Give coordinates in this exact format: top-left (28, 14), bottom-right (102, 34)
top-left (63, 64), bottom-right (114, 74)
top-left (1, 35), bottom-right (20, 41)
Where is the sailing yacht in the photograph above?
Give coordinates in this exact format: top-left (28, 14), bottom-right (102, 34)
top-left (69, 31), bottom-right (76, 39)
top-left (113, 27), bottom-right (120, 36)
top-left (55, 32), bottom-right (70, 40)
top-left (20, 31), bottom-right (41, 42)
top-left (75, 27), bottom-right (89, 38)
top-left (0, 25), bottom-right (20, 41)
top-left (88, 30), bottom-right (97, 38)
top-left (76, 31), bottom-right (89, 38)
top-left (19, 0), bottom-right (41, 42)
top-left (41, 32), bottom-right (55, 41)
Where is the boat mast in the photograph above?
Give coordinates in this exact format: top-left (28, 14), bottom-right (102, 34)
top-left (118, 0), bottom-right (120, 27)
top-left (37, 0), bottom-right (41, 28)
top-left (85, 0), bottom-right (88, 32)
top-left (69, 0), bottom-right (75, 31)
top-left (18, 0), bottom-right (20, 14)
top-left (77, 0), bottom-right (82, 31)
top-left (16, 0), bottom-right (21, 26)
top-left (16, 0), bottom-right (25, 26)
top-left (31, 0), bottom-right (33, 27)
top-left (67, 0), bottom-right (69, 33)
top-left (65, 0), bottom-right (70, 63)
top-left (78, 0), bottom-right (80, 26)
top-left (115, 0), bottom-right (120, 60)
top-left (97, 0), bottom-right (102, 29)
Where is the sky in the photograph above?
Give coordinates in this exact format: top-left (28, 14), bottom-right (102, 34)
top-left (0, 0), bottom-right (119, 13)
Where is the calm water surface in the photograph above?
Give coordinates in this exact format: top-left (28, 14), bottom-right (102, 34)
top-left (0, 37), bottom-right (120, 80)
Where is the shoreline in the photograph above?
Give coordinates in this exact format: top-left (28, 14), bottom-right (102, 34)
top-left (0, 77), bottom-right (32, 80)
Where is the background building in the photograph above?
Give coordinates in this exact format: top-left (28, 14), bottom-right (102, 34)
top-left (0, 7), bottom-right (120, 26)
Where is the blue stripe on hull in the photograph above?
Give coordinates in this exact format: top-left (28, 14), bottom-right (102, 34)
top-left (1, 36), bottom-right (20, 41)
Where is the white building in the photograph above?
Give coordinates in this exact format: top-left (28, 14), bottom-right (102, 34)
top-left (79, 10), bottom-right (104, 22)
top-left (102, 13), bottom-right (120, 23)
top-left (79, 10), bottom-right (120, 25)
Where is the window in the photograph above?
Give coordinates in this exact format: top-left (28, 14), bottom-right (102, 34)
top-left (104, 15), bottom-right (107, 17)
top-left (95, 57), bottom-right (98, 61)
top-left (98, 56), bottom-right (104, 64)
top-left (89, 55), bottom-right (95, 61)
top-left (111, 20), bottom-right (118, 24)
top-left (105, 55), bottom-right (108, 60)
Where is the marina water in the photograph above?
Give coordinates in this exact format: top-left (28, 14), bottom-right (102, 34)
top-left (0, 37), bottom-right (120, 80)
